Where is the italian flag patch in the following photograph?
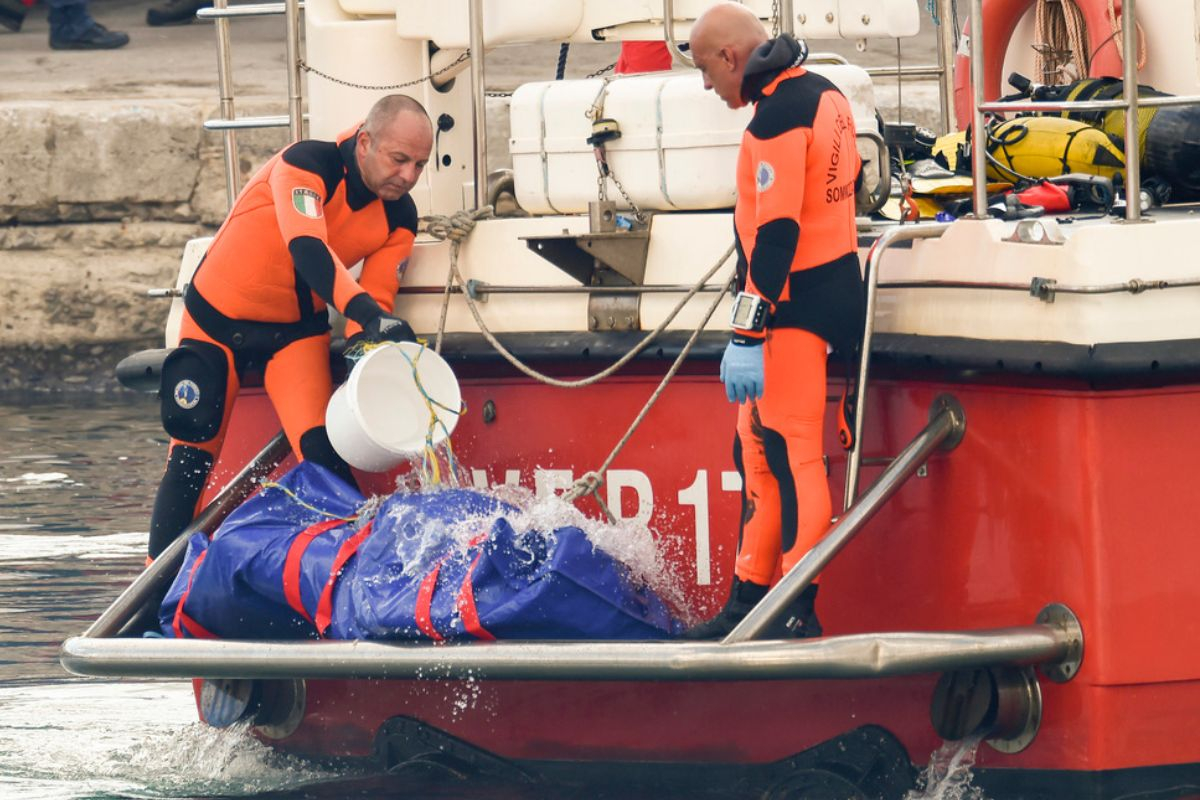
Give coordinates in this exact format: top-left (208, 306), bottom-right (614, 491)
top-left (291, 187), bottom-right (323, 218)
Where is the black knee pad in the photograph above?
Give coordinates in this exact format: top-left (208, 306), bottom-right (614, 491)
top-left (160, 339), bottom-right (229, 443)
top-left (299, 426), bottom-right (357, 488)
top-left (148, 445), bottom-right (215, 558)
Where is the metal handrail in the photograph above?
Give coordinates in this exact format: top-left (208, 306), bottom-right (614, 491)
top-left (879, 276), bottom-right (1200, 297)
top-left (203, 0), bottom-right (304, 208)
top-left (469, 0), bottom-right (488, 209)
top-left (858, 129), bottom-right (891, 215)
top-left (844, 223), bottom-right (952, 507)
top-left (725, 394), bottom-right (966, 643)
top-left (197, 2), bottom-right (299, 19)
top-left (397, 283), bottom-right (728, 297)
top-left (204, 115), bottom-right (297, 131)
top-left (865, 64), bottom-right (944, 79)
top-left (935, 0), bottom-right (956, 132)
top-left (663, 0), bottom-right (693, 68)
top-left (61, 622), bottom-right (1072, 681)
top-left (980, 93), bottom-right (1200, 115)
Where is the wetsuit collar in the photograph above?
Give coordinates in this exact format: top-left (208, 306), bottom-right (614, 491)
top-left (340, 131), bottom-right (377, 211)
top-left (741, 33), bottom-right (809, 103)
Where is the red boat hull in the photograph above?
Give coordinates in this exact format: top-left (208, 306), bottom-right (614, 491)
top-left (197, 363), bottom-right (1200, 786)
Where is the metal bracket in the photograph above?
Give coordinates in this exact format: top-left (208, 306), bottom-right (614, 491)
top-left (930, 393), bottom-right (967, 451)
top-left (521, 229), bottom-right (650, 287)
top-left (1036, 602), bottom-right (1084, 683)
top-left (522, 201), bottom-right (650, 331)
top-left (465, 279), bottom-right (488, 303)
top-left (1030, 277), bottom-right (1057, 303)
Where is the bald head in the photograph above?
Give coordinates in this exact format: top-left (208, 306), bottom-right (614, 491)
top-left (356, 94), bottom-right (433, 201)
top-left (691, 2), bottom-right (769, 109)
top-left (363, 94), bottom-right (431, 138)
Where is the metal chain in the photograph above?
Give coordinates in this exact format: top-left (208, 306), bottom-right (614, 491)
top-left (608, 166), bottom-right (647, 223)
top-left (483, 62), bottom-right (616, 100)
top-left (584, 61), bottom-right (617, 79)
top-left (770, 0), bottom-right (781, 36)
top-left (299, 50), bottom-right (470, 91)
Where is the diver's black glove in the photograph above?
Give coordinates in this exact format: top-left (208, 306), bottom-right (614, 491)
top-left (362, 314), bottom-right (416, 344)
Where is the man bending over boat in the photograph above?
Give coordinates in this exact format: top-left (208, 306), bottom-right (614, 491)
top-left (685, 3), bottom-right (864, 638)
top-left (145, 95), bottom-right (433, 561)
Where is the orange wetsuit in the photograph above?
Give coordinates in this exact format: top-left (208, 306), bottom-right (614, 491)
top-left (147, 126), bottom-right (417, 557)
top-left (730, 45), bottom-right (864, 586)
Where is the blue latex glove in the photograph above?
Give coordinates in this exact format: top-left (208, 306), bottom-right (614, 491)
top-left (720, 340), bottom-right (764, 403)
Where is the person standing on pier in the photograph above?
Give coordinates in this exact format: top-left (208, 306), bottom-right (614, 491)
top-left (684, 2), bottom-right (864, 638)
top-left (145, 94), bottom-right (432, 561)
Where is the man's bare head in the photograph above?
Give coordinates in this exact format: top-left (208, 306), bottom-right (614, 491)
top-left (691, 2), bottom-right (769, 109)
top-left (357, 94), bottom-right (434, 201)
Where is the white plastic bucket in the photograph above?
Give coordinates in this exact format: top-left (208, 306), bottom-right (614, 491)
top-left (325, 342), bottom-right (462, 473)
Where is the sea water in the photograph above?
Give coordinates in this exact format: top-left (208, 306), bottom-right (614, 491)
top-left (0, 392), bottom-right (992, 799)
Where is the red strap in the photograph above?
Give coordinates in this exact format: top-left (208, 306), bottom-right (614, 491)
top-left (314, 521), bottom-right (374, 636)
top-left (415, 562), bottom-right (445, 641)
top-left (177, 610), bottom-right (218, 640)
top-left (172, 549), bottom-right (211, 639)
top-left (282, 518), bottom-right (348, 628)
top-left (456, 551), bottom-right (495, 641)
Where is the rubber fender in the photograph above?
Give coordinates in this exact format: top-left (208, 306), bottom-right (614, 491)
top-left (986, 116), bottom-right (1125, 181)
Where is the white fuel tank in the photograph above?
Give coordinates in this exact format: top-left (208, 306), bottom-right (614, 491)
top-left (509, 67), bottom-right (878, 215)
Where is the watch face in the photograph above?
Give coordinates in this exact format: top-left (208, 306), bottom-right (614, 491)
top-left (732, 300), bottom-right (754, 328)
top-left (731, 293), bottom-right (759, 329)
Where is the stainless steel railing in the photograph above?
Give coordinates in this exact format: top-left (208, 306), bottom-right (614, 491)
top-left (198, 0), bottom-right (305, 209)
top-left (845, 222), bottom-right (952, 508)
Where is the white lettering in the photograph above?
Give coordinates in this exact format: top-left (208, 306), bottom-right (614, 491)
top-left (606, 469), bottom-right (654, 527)
top-left (678, 470), bottom-right (711, 585)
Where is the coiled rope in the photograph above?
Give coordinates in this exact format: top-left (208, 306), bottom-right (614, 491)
top-left (1035, 0), bottom-right (1090, 84)
top-left (420, 208), bottom-right (736, 515)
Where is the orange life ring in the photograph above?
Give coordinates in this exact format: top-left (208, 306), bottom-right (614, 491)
top-left (953, 0), bottom-right (1127, 131)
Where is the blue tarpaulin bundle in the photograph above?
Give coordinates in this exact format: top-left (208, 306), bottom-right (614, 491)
top-left (160, 462), bottom-right (681, 641)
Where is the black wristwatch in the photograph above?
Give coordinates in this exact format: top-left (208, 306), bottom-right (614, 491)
top-left (730, 291), bottom-right (767, 332)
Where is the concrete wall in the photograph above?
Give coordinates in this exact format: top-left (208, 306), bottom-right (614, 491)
top-left (0, 101), bottom-right (288, 391)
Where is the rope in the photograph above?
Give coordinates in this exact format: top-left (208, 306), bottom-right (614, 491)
top-left (418, 209), bottom-right (737, 518)
top-left (1106, 0), bottom-right (1147, 71)
top-left (1034, 0), bottom-right (1089, 85)
top-left (420, 209), bottom-right (736, 389)
top-left (555, 43), bottom-right (570, 80)
top-left (561, 273), bottom-right (735, 516)
top-left (260, 480), bottom-right (359, 520)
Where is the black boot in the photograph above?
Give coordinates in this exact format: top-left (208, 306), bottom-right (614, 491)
top-left (771, 584), bottom-right (822, 639)
top-left (682, 577), bottom-right (769, 640)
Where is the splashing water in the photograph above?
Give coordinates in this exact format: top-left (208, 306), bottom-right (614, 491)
top-left (0, 681), bottom-right (338, 799)
top-left (364, 466), bottom-right (691, 619)
top-left (905, 736), bottom-right (987, 800)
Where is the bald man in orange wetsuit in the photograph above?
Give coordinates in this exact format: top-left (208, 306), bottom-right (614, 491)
top-left (685, 4), bottom-right (864, 638)
top-left (146, 94), bottom-right (433, 560)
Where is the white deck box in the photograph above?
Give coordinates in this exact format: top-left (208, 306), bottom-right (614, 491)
top-left (510, 67), bottom-right (879, 215)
